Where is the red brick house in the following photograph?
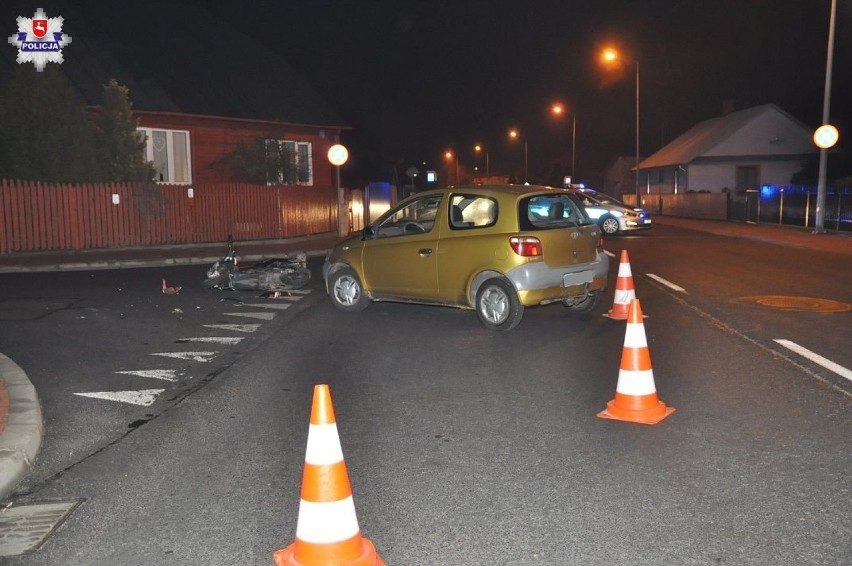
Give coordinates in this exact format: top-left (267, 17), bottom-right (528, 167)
top-left (42, 2), bottom-right (350, 188)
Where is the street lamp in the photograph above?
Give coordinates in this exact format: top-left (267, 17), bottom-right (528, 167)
top-left (444, 149), bottom-right (459, 185)
top-left (602, 47), bottom-right (640, 200)
top-left (474, 144), bottom-right (490, 177)
top-left (508, 128), bottom-right (528, 182)
top-left (550, 102), bottom-right (577, 182)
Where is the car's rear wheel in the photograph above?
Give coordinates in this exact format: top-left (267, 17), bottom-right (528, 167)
top-left (562, 290), bottom-right (602, 314)
top-left (328, 267), bottom-right (369, 312)
top-left (600, 215), bottom-right (620, 235)
top-left (475, 278), bottom-right (524, 331)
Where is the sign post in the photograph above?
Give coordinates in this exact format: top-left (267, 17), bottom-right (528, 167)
top-left (327, 144), bottom-right (349, 236)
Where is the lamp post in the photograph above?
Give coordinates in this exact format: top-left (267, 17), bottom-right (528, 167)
top-left (814, 0), bottom-right (837, 234)
top-left (444, 150), bottom-right (459, 185)
top-left (602, 47), bottom-right (640, 200)
top-left (550, 102), bottom-right (577, 181)
top-left (474, 144), bottom-right (490, 177)
top-left (508, 128), bottom-right (528, 182)
top-left (327, 144), bottom-right (349, 236)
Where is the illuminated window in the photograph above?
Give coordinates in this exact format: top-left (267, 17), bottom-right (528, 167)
top-left (137, 128), bottom-right (192, 184)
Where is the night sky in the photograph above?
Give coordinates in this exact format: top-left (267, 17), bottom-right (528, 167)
top-left (5, 1), bottom-right (851, 186)
top-left (201, 0), bottom-right (852, 186)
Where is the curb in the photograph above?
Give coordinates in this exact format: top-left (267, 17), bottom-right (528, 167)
top-left (0, 353), bottom-right (43, 501)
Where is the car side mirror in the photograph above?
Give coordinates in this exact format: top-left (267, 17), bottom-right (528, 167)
top-left (362, 225), bottom-right (375, 240)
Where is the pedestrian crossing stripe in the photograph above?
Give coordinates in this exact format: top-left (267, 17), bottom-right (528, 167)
top-left (74, 389), bottom-right (165, 406)
top-left (178, 336), bottom-right (244, 344)
top-left (151, 351), bottom-right (217, 362)
top-left (224, 312), bottom-right (275, 320)
top-left (115, 369), bottom-right (179, 382)
top-left (203, 324), bottom-right (260, 333)
top-left (238, 303), bottom-right (291, 310)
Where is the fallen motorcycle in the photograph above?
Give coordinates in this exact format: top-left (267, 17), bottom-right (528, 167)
top-left (202, 235), bottom-right (311, 292)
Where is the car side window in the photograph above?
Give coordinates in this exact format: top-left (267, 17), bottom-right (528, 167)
top-left (373, 195), bottom-right (442, 238)
top-left (449, 194), bottom-right (498, 230)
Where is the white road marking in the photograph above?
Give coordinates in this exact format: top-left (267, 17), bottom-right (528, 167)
top-left (224, 311), bottom-right (275, 320)
top-left (239, 303), bottom-right (291, 310)
top-left (203, 323), bottom-right (260, 333)
top-left (773, 339), bottom-right (852, 381)
top-left (646, 273), bottom-right (687, 293)
top-left (152, 351), bottom-right (217, 362)
top-left (74, 389), bottom-right (164, 406)
top-left (178, 336), bottom-right (244, 344)
top-left (115, 369), bottom-right (179, 382)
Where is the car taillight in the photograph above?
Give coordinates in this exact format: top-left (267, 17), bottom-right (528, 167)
top-left (510, 236), bottom-right (542, 257)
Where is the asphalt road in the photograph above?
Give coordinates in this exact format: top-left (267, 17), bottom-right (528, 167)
top-left (0, 225), bottom-right (849, 565)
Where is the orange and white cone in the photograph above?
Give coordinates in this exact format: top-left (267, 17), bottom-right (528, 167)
top-left (274, 384), bottom-right (384, 566)
top-left (604, 249), bottom-right (636, 320)
top-left (598, 299), bottom-right (675, 425)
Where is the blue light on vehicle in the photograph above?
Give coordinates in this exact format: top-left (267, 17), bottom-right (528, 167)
top-left (760, 185), bottom-right (776, 198)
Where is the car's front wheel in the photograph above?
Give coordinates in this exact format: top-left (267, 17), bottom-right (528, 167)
top-left (328, 267), bottom-right (370, 312)
top-left (475, 278), bottom-right (524, 331)
top-left (600, 215), bottom-right (620, 235)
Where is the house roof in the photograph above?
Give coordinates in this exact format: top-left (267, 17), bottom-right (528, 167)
top-left (1, 1), bottom-right (349, 129)
top-left (638, 104), bottom-right (810, 169)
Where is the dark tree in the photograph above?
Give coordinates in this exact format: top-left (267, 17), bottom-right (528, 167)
top-left (94, 79), bottom-right (155, 182)
top-left (0, 65), bottom-right (101, 182)
top-left (224, 135), bottom-right (297, 185)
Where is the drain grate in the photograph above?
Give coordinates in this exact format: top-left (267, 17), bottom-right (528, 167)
top-left (735, 295), bottom-right (851, 313)
top-left (0, 499), bottom-right (84, 556)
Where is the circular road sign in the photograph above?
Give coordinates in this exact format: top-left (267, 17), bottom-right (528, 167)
top-left (327, 144), bottom-right (349, 166)
top-left (813, 125), bottom-right (839, 149)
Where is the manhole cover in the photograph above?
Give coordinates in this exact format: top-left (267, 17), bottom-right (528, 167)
top-left (0, 500), bottom-right (84, 556)
top-left (736, 295), bottom-right (851, 313)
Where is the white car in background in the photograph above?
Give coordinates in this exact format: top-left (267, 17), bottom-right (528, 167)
top-left (571, 187), bottom-right (652, 235)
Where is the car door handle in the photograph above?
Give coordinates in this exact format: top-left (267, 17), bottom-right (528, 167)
top-left (418, 248), bottom-right (433, 256)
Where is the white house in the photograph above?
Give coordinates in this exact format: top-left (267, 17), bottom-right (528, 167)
top-left (637, 104), bottom-right (818, 194)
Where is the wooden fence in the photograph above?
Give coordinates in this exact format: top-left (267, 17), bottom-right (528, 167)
top-left (0, 180), bottom-right (338, 253)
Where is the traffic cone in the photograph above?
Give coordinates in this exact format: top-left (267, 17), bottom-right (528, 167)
top-left (603, 249), bottom-right (636, 320)
top-left (274, 384), bottom-right (385, 566)
top-left (598, 299), bottom-right (675, 425)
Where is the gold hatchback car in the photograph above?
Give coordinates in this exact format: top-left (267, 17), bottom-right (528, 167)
top-left (322, 184), bottom-right (610, 330)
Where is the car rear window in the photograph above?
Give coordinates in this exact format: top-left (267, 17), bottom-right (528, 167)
top-left (519, 193), bottom-right (591, 231)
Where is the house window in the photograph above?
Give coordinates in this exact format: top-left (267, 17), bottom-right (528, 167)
top-left (736, 165), bottom-right (759, 190)
top-left (265, 139), bottom-right (313, 185)
top-left (138, 128), bottom-right (192, 184)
